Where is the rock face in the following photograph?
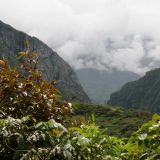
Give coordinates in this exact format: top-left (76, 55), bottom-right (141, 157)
top-left (0, 20), bottom-right (90, 103)
top-left (108, 68), bottom-right (160, 112)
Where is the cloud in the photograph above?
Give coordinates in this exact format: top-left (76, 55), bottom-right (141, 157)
top-left (0, 0), bottom-right (160, 74)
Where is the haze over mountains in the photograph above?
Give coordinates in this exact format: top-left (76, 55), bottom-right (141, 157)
top-left (76, 68), bottom-right (140, 104)
top-left (0, 20), bottom-right (90, 103)
top-left (1, 1), bottom-right (160, 76)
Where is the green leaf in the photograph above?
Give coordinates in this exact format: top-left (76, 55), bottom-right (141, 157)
top-left (35, 122), bottom-right (49, 130)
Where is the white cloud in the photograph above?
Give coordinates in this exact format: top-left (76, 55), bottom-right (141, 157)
top-left (0, 0), bottom-right (160, 74)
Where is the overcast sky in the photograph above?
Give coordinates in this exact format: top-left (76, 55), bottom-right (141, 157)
top-left (0, 0), bottom-right (160, 74)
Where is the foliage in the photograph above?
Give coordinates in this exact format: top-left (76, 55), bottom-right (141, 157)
top-left (71, 103), bottom-right (152, 137)
top-left (0, 115), bottom-right (124, 160)
top-left (123, 114), bottom-right (160, 159)
top-left (0, 50), bottom-right (159, 159)
top-left (67, 123), bottom-right (124, 160)
top-left (0, 50), bottom-right (72, 159)
top-left (0, 116), bottom-right (69, 160)
top-left (0, 51), bottom-right (71, 122)
top-left (0, 113), bottom-right (159, 160)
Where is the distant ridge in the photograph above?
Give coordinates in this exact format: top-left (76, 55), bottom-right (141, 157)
top-left (76, 68), bottom-right (140, 104)
top-left (108, 68), bottom-right (160, 112)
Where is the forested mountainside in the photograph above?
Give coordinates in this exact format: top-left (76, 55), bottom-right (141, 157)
top-left (0, 20), bottom-right (90, 103)
top-left (108, 68), bottom-right (160, 112)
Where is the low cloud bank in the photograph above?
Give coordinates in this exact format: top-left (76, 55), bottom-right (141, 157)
top-left (0, 0), bottom-right (160, 74)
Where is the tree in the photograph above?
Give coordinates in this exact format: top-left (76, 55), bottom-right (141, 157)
top-left (0, 50), bottom-right (73, 160)
top-left (0, 50), bottom-right (72, 122)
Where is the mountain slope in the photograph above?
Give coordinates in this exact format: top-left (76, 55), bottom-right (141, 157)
top-left (76, 68), bottom-right (140, 104)
top-left (0, 20), bottom-right (90, 103)
top-left (108, 68), bottom-right (160, 112)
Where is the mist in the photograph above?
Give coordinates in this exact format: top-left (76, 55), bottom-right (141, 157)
top-left (0, 0), bottom-right (160, 74)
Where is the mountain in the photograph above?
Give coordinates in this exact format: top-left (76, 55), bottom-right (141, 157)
top-left (108, 68), bottom-right (160, 112)
top-left (0, 20), bottom-right (90, 103)
top-left (76, 68), bottom-right (140, 104)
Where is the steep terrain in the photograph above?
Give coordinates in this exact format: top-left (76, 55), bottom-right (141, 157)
top-left (76, 68), bottom-right (140, 104)
top-left (108, 68), bottom-right (160, 112)
top-left (0, 20), bottom-right (90, 103)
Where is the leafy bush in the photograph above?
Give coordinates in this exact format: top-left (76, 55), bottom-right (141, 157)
top-left (68, 123), bottom-right (124, 160)
top-left (0, 115), bottom-right (124, 160)
top-left (0, 50), bottom-right (73, 159)
top-left (123, 114), bottom-right (160, 159)
top-left (0, 116), bottom-right (70, 159)
top-left (0, 51), bottom-right (71, 122)
top-left (0, 49), bottom-right (159, 160)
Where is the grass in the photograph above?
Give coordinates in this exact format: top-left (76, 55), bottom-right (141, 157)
top-left (69, 103), bottom-right (153, 137)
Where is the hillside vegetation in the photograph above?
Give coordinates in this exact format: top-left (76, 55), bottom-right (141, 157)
top-left (108, 68), bottom-right (160, 112)
top-left (71, 103), bottom-right (153, 137)
top-left (0, 50), bottom-right (159, 160)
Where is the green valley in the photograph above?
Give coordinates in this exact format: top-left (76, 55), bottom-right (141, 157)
top-left (70, 103), bottom-right (153, 137)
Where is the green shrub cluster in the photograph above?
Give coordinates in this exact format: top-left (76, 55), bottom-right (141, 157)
top-left (72, 103), bottom-right (152, 137)
top-left (0, 50), bottom-right (159, 160)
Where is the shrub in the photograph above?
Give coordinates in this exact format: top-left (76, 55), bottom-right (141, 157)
top-left (0, 50), bottom-right (72, 159)
top-left (0, 51), bottom-right (71, 122)
top-left (123, 114), bottom-right (160, 160)
top-left (0, 49), bottom-right (159, 160)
